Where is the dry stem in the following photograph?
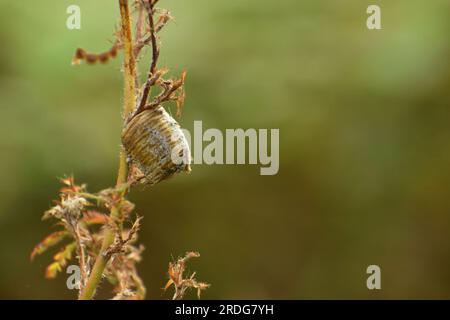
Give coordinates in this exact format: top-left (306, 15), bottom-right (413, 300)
top-left (137, 0), bottom-right (160, 111)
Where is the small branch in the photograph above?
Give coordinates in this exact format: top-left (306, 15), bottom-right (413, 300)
top-left (134, 9), bottom-right (173, 57)
top-left (136, 71), bottom-right (186, 116)
top-left (145, 79), bottom-right (182, 109)
top-left (137, 0), bottom-right (160, 110)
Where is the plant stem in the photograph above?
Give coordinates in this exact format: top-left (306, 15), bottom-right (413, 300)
top-left (73, 224), bottom-right (87, 296)
top-left (119, 0), bottom-right (138, 119)
top-left (79, 0), bottom-right (137, 300)
top-left (78, 208), bottom-right (118, 300)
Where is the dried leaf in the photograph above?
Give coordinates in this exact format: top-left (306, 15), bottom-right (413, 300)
top-left (30, 231), bottom-right (69, 261)
top-left (126, 216), bottom-right (143, 243)
top-left (45, 262), bottom-right (63, 279)
top-left (166, 251), bottom-right (209, 300)
top-left (45, 242), bottom-right (77, 279)
top-left (53, 242), bottom-right (76, 262)
top-left (82, 210), bottom-right (109, 225)
top-left (59, 175), bottom-right (85, 194)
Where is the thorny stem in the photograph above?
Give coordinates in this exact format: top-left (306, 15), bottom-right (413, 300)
top-left (79, 0), bottom-right (137, 300)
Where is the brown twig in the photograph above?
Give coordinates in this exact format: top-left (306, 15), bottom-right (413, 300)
top-left (143, 73), bottom-right (185, 110)
top-left (134, 9), bottom-right (173, 57)
top-left (137, 0), bottom-right (160, 111)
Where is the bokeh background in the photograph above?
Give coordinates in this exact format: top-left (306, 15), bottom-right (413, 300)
top-left (0, 0), bottom-right (449, 299)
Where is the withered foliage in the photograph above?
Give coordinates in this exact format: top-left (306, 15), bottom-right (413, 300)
top-left (33, 0), bottom-right (208, 300)
top-left (32, 177), bottom-right (144, 299)
top-left (165, 252), bottom-right (210, 300)
top-left (133, 0), bottom-right (187, 119)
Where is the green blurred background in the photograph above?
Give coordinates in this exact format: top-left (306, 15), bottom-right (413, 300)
top-left (0, 0), bottom-right (449, 299)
